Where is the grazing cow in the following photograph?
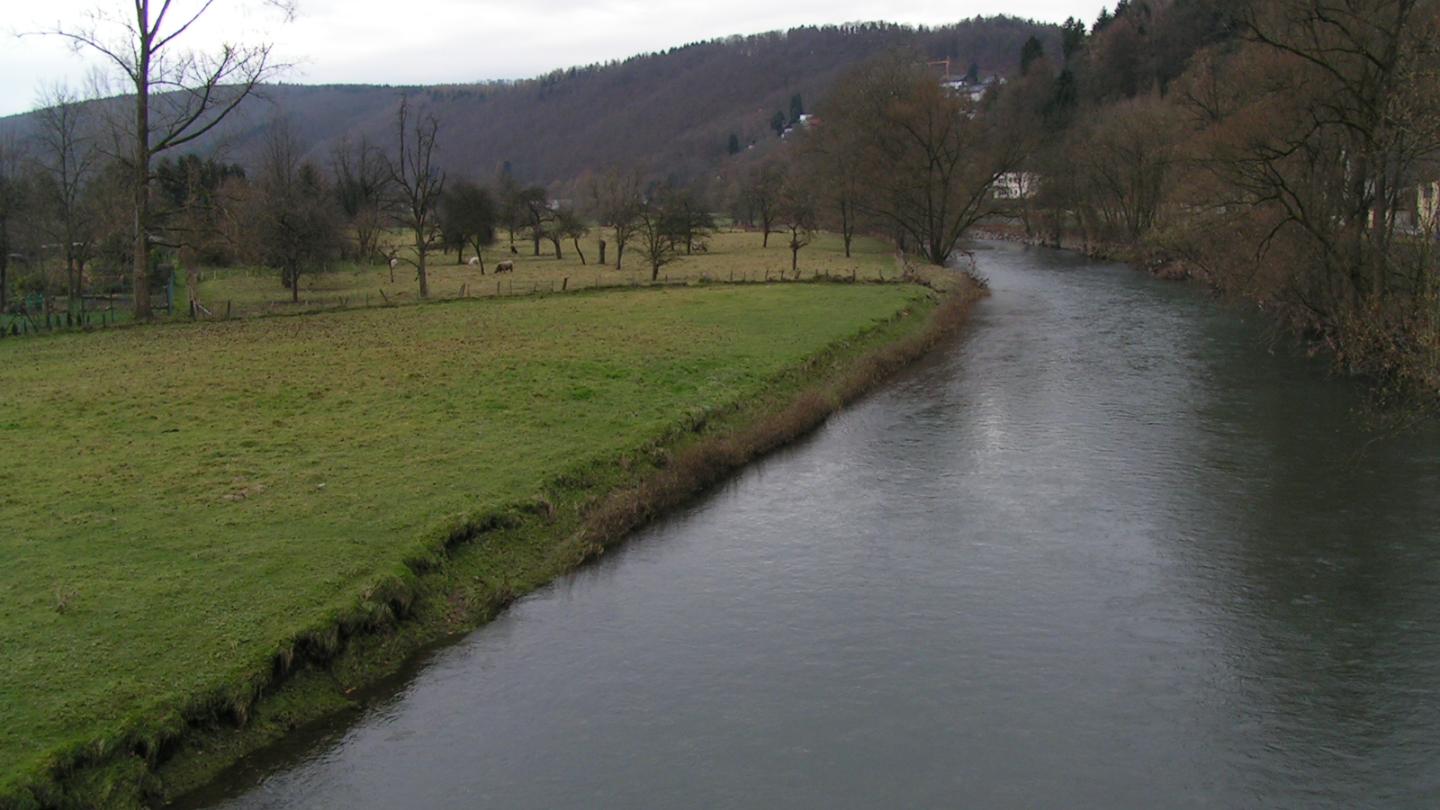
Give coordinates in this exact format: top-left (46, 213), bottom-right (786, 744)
top-left (467, 256), bottom-right (480, 267)
top-left (495, 260), bottom-right (515, 273)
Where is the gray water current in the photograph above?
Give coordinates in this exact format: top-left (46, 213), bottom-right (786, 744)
top-left (186, 241), bottom-right (1440, 808)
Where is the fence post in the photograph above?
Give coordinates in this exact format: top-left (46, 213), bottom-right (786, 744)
top-left (226, 300), bottom-right (233, 319)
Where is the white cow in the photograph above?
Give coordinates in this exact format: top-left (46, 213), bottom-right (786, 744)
top-left (467, 256), bottom-right (480, 267)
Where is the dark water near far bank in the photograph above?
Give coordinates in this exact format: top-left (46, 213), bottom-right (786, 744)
top-left (185, 242), bottom-right (1440, 808)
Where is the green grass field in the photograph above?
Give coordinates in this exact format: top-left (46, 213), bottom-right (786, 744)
top-left (184, 229), bottom-right (899, 317)
top-left (0, 281), bottom-right (932, 798)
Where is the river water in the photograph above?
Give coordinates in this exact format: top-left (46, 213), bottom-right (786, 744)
top-left (186, 242), bottom-right (1440, 808)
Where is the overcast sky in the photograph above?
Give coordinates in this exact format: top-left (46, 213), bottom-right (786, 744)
top-left (2, 0), bottom-right (1104, 118)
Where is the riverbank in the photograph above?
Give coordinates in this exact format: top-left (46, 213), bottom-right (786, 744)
top-left (2, 273), bottom-right (984, 809)
top-left (971, 223), bottom-right (1208, 283)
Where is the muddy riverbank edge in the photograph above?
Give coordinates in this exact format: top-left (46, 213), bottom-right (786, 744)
top-left (7, 274), bottom-right (986, 810)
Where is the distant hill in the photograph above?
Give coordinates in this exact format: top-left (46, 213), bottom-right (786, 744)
top-left (0, 18), bottom-right (1060, 189)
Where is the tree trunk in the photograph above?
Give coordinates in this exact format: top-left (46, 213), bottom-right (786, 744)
top-left (291, 267), bottom-right (299, 303)
top-left (532, 233), bottom-right (541, 256)
top-left (187, 265), bottom-right (201, 315)
top-left (615, 242), bottom-right (624, 270)
top-left (417, 250), bottom-right (430, 298)
top-left (552, 238), bottom-right (562, 259)
top-left (762, 226), bottom-right (771, 247)
top-left (599, 240), bottom-right (607, 265)
top-left (791, 244), bottom-right (799, 272)
top-left (573, 238), bottom-right (587, 265)
top-left (132, 70), bottom-right (152, 321)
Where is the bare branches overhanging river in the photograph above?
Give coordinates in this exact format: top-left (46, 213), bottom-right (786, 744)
top-left (187, 242), bottom-right (1440, 808)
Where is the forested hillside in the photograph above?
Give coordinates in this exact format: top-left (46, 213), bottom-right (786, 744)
top-left (0, 18), bottom-right (1058, 187)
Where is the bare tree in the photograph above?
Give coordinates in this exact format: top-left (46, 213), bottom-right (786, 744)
top-left (778, 175), bottom-right (817, 274)
top-left (635, 190), bottom-right (684, 281)
top-left (0, 136), bottom-right (25, 312)
top-left (1076, 95), bottom-right (1182, 242)
top-left (331, 135), bottom-right (391, 264)
top-left (667, 185), bottom-right (715, 255)
top-left (742, 161), bottom-right (786, 247)
top-left (31, 85), bottom-right (103, 307)
top-left (798, 105), bottom-right (863, 257)
top-left (587, 167), bottom-right (643, 269)
top-left (43, 0), bottom-right (290, 319)
top-left (836, 52), bottom-right (1028, 265)
top-left (556, 206), bottom-right (589, 264)
top-left (388, 96), bottom-right (446, 299)
top-left (248, 120), bottom-right (343, 303)
top-left (521, 187), bottom-right (552, 257)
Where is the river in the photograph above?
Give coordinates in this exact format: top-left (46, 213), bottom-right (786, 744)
top-left (184, 241), bottom-right (1440, 808)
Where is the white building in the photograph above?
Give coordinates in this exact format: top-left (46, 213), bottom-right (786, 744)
top-left (992, 172), bottom-right (1040, 201)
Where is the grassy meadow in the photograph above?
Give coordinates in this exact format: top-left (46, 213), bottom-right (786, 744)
top-left (0, 280), bottom-right (938, 800)
top-left (183, 229), bottom-right (900, 317)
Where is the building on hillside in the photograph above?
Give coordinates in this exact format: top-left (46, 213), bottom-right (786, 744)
top-left (928, 57), bottom-right (1004, 103)
top-left (992, 172), bottom-right (1040, 200)
top-left (1418, 181), bottom-right (1439, 234)
top-left (1391, 180), bottom-right (1440, 236)
top-left (779, 114), bottom-right (818, 140)
top-left (942, 75), bottom-right (1003, 103)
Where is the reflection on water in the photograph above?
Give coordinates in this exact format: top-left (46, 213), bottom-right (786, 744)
top-left (185, 242), bottom-right (1440, 809)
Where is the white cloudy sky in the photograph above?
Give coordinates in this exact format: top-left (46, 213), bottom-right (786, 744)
top-left (2, 0), bottom-right (1103, 117)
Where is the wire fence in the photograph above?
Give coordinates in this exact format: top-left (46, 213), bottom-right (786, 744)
top-left (0, 266), bottom-right (889, 341)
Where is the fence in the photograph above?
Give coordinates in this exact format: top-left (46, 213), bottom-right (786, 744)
top-left (0, 265), bottom-right (886, 340)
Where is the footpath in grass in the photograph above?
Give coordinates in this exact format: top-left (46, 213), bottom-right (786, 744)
top-left (0, 282), bottom-right (930, 799)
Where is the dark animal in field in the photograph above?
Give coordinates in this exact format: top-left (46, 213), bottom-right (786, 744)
top-left (495, 261), bottom-right (515, 273)
top-left (510, 245), bottom-right (519, 255)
